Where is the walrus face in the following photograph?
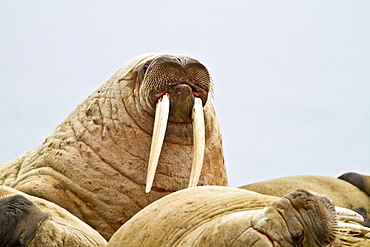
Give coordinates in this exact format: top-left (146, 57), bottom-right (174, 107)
top-left (139, 55), bottom-right (211, 121)
top-left (253, 189), bottom-right (339, 246)
top-left (134, 54), bottom-right (212, 193)
top-left (282, 190), bottom-right (337, 246)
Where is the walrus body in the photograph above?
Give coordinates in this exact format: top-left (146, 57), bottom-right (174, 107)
top-left (107, 186), bottom-right (370, 247)
top-left (0, 53), bottom-right (227, 239)
top-left (241, 175), bottom-right (370, 213)
top-left (339, 172), bottom-right (370, 197)
top-left (0, 185), bottom-right (107, 246)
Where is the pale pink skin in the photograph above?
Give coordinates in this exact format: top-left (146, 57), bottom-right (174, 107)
top-left (0, 54), bottom-right (227, 240)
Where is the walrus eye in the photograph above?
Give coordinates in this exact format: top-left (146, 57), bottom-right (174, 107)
top-left (292, 229), bottom-right (304, 244)
top-left (141, 61), bottom-right (151, 77)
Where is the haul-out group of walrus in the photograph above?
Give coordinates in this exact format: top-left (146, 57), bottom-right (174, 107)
top-left (1, 53), bottom-right (370, 246)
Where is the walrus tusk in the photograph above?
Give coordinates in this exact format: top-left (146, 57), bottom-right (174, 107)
top-left (145, 94), bottom-right (170, 193)
top-left (336, 222), bottom-right (370, 239)
top-left (335, 206), bottom-right (364, 223)
top-left (188, 97), bottom-right (205, 188)
top-left (334, 206), bottom-right (370, 239)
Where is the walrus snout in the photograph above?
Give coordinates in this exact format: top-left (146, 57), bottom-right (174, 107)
top-left (141, 55), bottom-right (211, 109)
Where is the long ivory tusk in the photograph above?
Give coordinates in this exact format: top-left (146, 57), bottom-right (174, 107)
top-left (188, 97), bottom-right (205, 188)
top-left (335, 206), bottom-right (364, 223)
top-left (336, 222), bottom-right (370, 239)
top-left (145, 94), bottom-right (170, 193)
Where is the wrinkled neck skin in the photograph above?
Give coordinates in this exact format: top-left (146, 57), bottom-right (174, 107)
top-left (0, 53), bottom-right (227, 240)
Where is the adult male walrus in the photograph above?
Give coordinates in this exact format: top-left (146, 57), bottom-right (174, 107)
top-left (0, 53), bottom-right (227, 240)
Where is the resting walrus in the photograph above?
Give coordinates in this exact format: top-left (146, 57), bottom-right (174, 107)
top-left (107, 186), bottom-right (370, 246)
top-left (240, 175), bottom-right (370, 215)
top-left (0, 53), bottom-right (227, 240)
top-left (0, 186), bottom-right (107, 246)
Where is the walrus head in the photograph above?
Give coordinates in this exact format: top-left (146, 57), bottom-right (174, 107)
top-left (126, 54), bottom-right (213, 192)
top-left (139, 55), bottom-right (211, 115)
top-left (264, 189), bottom-right (370, 246)
top-left (279, 189), bottom-right (337, 246)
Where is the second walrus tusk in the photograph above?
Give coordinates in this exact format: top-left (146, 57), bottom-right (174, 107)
top-left (336, 222), bottom-right (370, 239)
top-left (335, 206), bottom-right (364, 223)
top-left (188, 97), bottom-right (205, 188)
top-left (335, 206), bottom-right (370, 240)
top-left (145, 94), bottom-right (170, 193)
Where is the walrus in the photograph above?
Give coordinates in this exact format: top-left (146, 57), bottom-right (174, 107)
top-left (339, 172), bottom-right (370, 197)
top-left (240, 175), bottom-right (370, 215)
top-left (107, 186), bottom-right (370, 246)
top-left (0, 53), bottom-right (227, 240)
top-left (0, 185), bottom-right (107, 246)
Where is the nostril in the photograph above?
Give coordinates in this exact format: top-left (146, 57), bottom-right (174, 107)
top-left (176, 57), bottom-right (186, 65)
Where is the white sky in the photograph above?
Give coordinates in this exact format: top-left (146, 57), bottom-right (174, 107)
top-left (1, 1), bottom-right (369, 187)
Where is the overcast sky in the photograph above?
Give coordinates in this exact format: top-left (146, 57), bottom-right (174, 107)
top-left (1, 1), bottom-right (369, 187)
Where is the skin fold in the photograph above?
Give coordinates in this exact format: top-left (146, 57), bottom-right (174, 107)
top-left (0, 53), bottom-right (227, 240)
top-left (107, 186), bottom-right (370, 247)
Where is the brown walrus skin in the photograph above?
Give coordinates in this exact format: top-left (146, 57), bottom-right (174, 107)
top-left (339, 172), bottom-right (370, 197)
top-left (0, 53), bottom-right (228, 240)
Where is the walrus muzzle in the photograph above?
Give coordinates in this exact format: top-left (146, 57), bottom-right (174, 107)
top-left (142, 56), bottom-right (210, 193)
